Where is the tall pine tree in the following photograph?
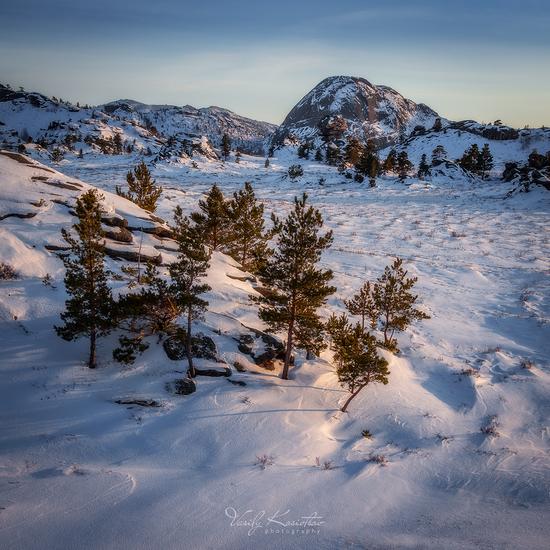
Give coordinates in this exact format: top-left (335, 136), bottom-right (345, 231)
top-left (56, 189), bottom-right (114, 368)
top-left (221, 133), bottom-right (231, 160)
top-left (253, 194), bottom-right (335, 379)
top-left (190, 184), bottom-right (230, 251)
top-left (226, 182), bottom-right (270, 273)
top-left (169, 207), bottom-right (211, 378)
top-left (479, 144), bottom-right (494, 179)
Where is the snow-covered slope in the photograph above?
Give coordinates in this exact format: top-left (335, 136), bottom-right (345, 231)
top-left (272, 75), bottom-right (440, 148)
top-left (0, 84), bottom-right (276, 164)
top-left (1, 151), bottom-right (549, 549)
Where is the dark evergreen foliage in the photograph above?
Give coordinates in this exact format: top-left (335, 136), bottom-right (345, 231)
top-left (55, 189), bottom-right (114, 368)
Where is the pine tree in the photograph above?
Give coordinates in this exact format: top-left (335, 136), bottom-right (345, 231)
top-left (51, 148), bottom-right (64, 163)
top-left (356, 139), bottom-right (379, 186)
top-left (372, 258), bottom-right (430, 352)
top-left (459, 144), bottom-right (481, 175)
top-left (344, 137), bottom-right (363, 167)
top-left (333, 320), bottom-right (389, 413)
top-left (226, 182), bottom-right (270, 273)
top-left (397, 151), bottom-right (412, 182)
top-left (344, 281), bottom-right (378, 331)
top-left (55, 189), bottom-right (114, 368)
top-left (190, 184), bottom-right (229, 251)
top-left (432, 118), bottom-right (443, 132)
top-left (235, 151), bottom-right (242, 163)
top-left (382, 149), bottom-right (397, 173)
top-left (431, 145), bottom-right (447, 165)
top-left (116, 161), bottom-right (162, 212)
top-left (221, 133), bottom-right (231, 160)
top-left (325, 143), bottom-right (341, 166)
top-left (417, 153), bottom-right (430, 179)
top-left (116, 262), bottom-right (179, 340)
top-left (297, 142), bottom-right (311, 159)
top-left (479, 144), bottom-right (494, 179)
top-left (253, 194), bottom-right (335, 379)
top-left (315, 148), bottom-right (323, 162)
top-left (264, 158), bottom-right (270, 168)
top-left (169, 207), bottom-right (211, 378)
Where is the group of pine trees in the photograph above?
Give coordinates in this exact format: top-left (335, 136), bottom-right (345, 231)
top-left (57, 182), bottom-right (429, 412)
top-left (300, 134), bottom-right (495, 184)
top-left (459, 143), bottom-right (494, 178)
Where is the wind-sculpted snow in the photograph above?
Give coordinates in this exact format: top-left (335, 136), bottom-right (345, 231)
top-left (0, 152), bottom-right (549, 549)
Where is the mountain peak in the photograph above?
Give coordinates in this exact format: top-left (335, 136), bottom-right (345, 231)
top-left (273, 75), bottom-right (439, 148)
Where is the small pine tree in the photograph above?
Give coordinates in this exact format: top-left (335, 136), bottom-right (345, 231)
top-left (459, 144), bottom-right (482, 175)
top-left (297, 142), bottom-right (311, 159)
top-left (431, 145), bottom-right (447, 165)
top-left (432, 118), bottom-right (443, 132)
top-left (221, 133), bottom-right (231, 160)
top-left (315, 148), bottom-right (323, 162)
top-left (169, 207), bottom-right (211, 378)
top-left (51, 148), bottom-right (64, 163)
top-left (334, 320), bottom-right (389, 413)
top-left (78, 148), bottom-right (84, 159)
top-left (479, 144), bottom-right (494, 179)
top-left (356, 139), bottom-right (379, 186)
top-left (190, 184), bottom-right (230, 251)
top-left (117, 262), bottom-right (180, 339)
top-left (417, 153), bottom-right (430, 179)
top-left (55, 189), bottom-right (114, 368)
top-left (397, 151), bottom-right (412, 182)
top-left (235, 151), bottom-right (242, 163)
top-left (116, 161), bottom-right (162, 212)
top-left (264, 158), bottom-right (270, 168)
top-left (325, 143), bottom-right (341, 166)
top-left (344, 137), bottom-right (363, 167)
top-left (226, 182), bottom-right (270, 273)
top-left (372, 258), bottom-right (430, 352)
top-left (253, 194), bottom-right (335, 379)
top-left (344, 281), bottom-right (378, 331)
top-left (382, 149), bottom-right (397, 173)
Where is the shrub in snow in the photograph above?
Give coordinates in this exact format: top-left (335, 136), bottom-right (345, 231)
top-left (0, 263), bottom-right (17, 280)
top-left (315, 457), bottom-right (335, 470)
top-left (361, 429), bottom-right (372, 439)
top-left (287, 164), bottom-right (304, 180)
top-left (368, 454), bottom-right (388, 466)
top-left (480, 416), bottom-right (500, 437)
top-left (255, 454), bottom-right (274, 470)
top-left (521, 359), bottom-right (534, 370)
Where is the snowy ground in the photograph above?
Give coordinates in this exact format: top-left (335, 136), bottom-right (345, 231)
top-left (1, 152), bottom-right (549, 549)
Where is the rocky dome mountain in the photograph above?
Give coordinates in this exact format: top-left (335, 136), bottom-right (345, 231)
top-left (271, 75), bottom-right (440, 148)
top-left (0, 84), bottom-right (276, 161)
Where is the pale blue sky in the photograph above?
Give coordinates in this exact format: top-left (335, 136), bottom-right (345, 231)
top-left (1, 0), bottom-right (549, 127)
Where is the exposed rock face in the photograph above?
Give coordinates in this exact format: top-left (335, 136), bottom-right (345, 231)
top-left (272, 76), bottom-right (439, 148)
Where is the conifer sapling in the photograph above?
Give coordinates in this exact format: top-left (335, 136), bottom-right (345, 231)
top-left (56, 189), bottom-right (114, 368)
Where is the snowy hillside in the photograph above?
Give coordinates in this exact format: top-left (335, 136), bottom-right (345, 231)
top-left (0, 84), bottom-right (276, 164)
top-left (1, 150), bottom-right (549, 549)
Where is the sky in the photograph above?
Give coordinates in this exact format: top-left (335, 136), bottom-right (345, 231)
top-left (1, 0), bottom-right (549, 127)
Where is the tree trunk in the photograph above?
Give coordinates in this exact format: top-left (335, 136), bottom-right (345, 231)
top-left (89, 329), bottom-right (97, 369)
top-left (340, 384), bottom-right (366, 413)
top-left (281, 320), bottom-right (293, 380)
top-left (186, 307), bottom-right (195, 378)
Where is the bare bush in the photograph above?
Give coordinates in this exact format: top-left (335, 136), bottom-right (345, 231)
top-left (0, 263), bottom-right (17, 280)
top-left (315, 457), bottom-right (335, 470)
top-left (368, 454), bottom-right (388, 465)
top-left (481, 416), bottom-right (500, 437)
top-left (255, 454), bottom-right (274, 470)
